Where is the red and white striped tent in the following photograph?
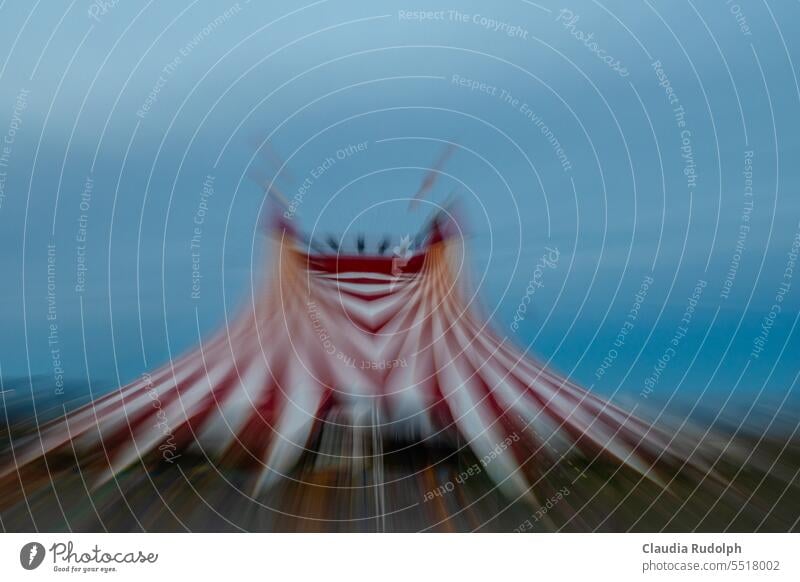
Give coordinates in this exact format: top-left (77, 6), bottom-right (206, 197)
top-left (7, 213), bottom-right (684, 498)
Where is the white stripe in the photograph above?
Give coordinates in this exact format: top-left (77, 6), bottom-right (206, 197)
top-left (431, 312), bottom-right (532, 501)
top-left (314, 271), bottom-right (416, 282)
top-left (317, 279), bottom-right (410, 296)
top-left (255, 369), bottom-right (323, 491)
top-left (94, 356), bottom-right (238, 480)
top-left (194, 355), bottom-right (271, 454)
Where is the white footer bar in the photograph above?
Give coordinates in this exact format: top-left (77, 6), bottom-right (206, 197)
top-left (0, 533), bottom-right (796, 581)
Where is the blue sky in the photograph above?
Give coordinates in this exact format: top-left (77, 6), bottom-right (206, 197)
top-left (0, 1), bottom-right (798, 428)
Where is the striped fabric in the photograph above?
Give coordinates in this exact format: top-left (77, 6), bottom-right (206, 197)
top-left (6, 222), bottom-right (685, 497)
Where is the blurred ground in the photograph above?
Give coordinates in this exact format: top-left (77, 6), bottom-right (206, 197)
top-left (2, 414), bottom-right (798, 532)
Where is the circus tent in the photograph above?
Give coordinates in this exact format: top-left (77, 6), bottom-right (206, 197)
top-left (3, 211), bottom-right (690, 501)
